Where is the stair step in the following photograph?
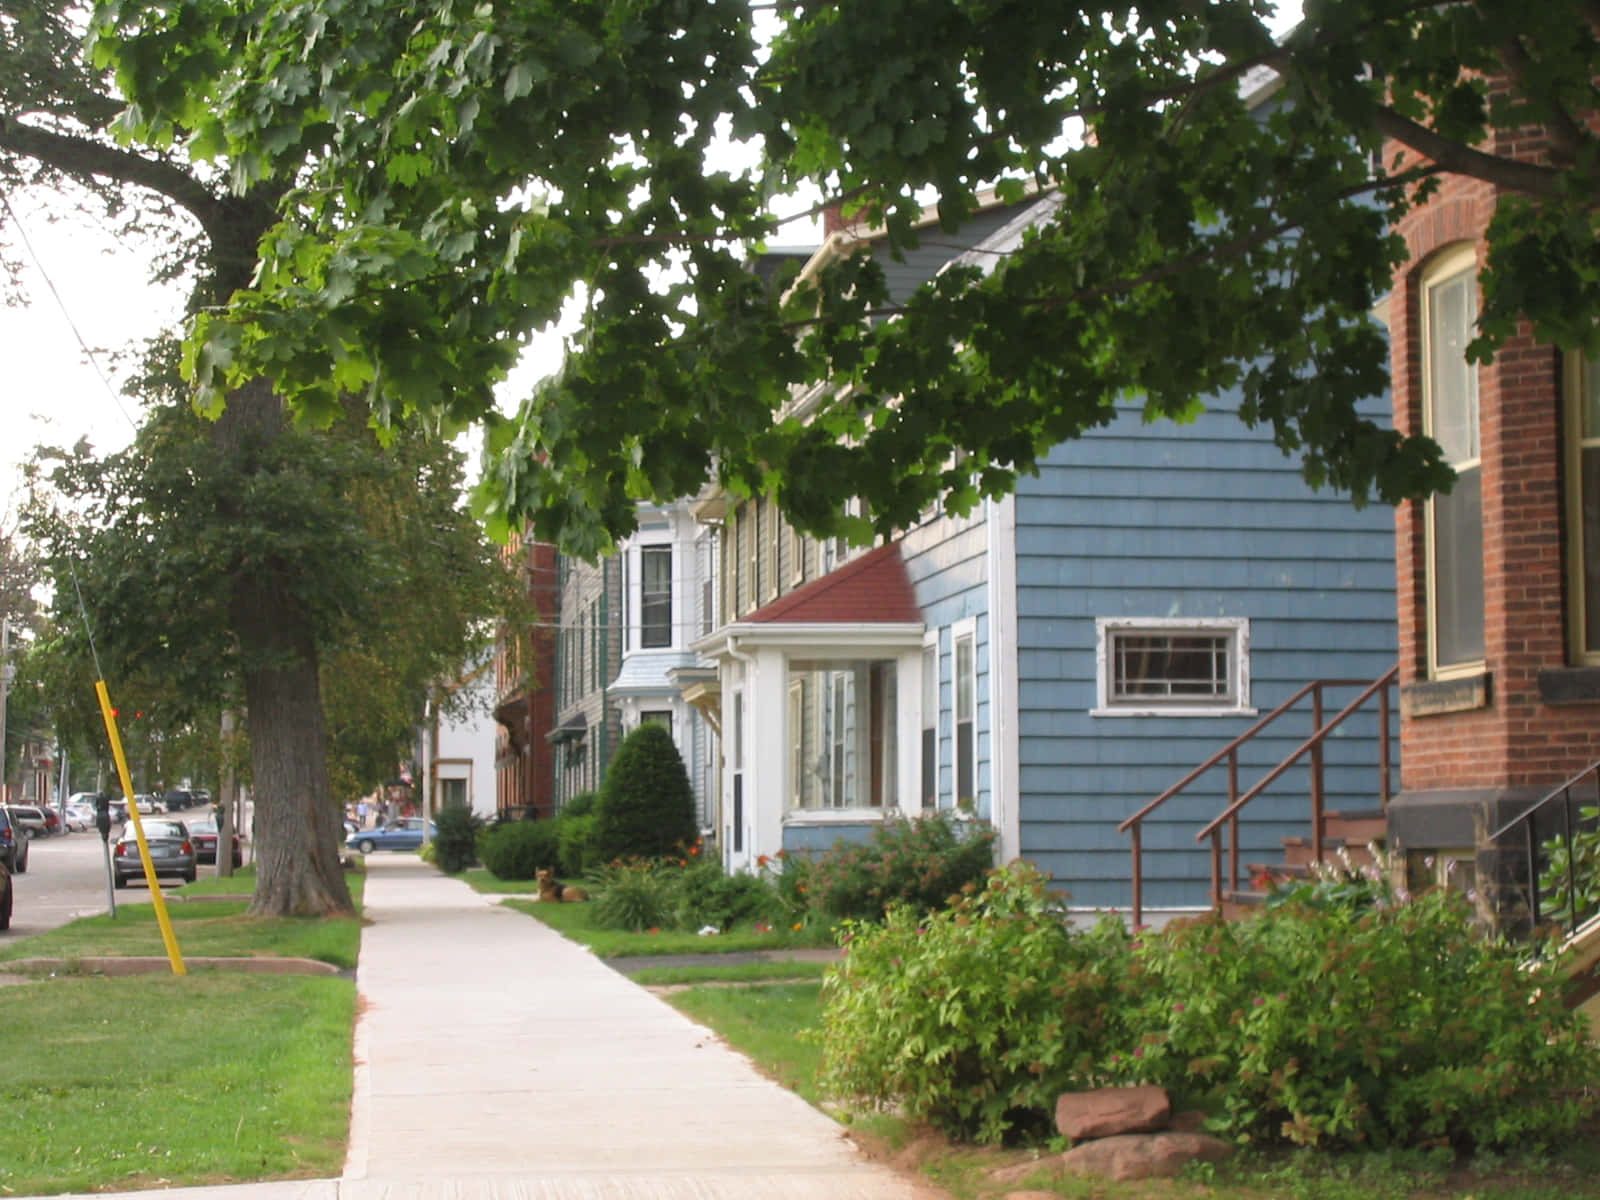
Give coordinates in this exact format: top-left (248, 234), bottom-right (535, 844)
top-left (1246, 862), bottom-right (1312, 884)
top-left (1324, 812), bottom-right (1388, 844)
top-left (1220, 890), bottom-right (1269, 920)
top-left (1282, 836), bottom-right (1376, 869)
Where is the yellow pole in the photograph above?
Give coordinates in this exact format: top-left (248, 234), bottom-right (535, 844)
top-left (95, 680), bottom-right (186, 975)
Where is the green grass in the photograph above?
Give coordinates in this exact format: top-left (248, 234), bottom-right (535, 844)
top-left (0, 973), bottom-right (354, 1196)
top-left (504, 895), bottom-right (830, 957)
top-left (180, 864), bottom-right (367, 908)
top-left (0, 899), bottom-right (363, 969)
top-left (459, 867), bottom-right (543, 894)
top-left (627, 959), bottom-right (832, 986)
top-left (665, 981), bottom-right (827, 1103)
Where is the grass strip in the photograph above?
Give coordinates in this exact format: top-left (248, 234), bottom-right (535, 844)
top-left (0, 973), bottom-right (354, 1197)
top-left (459, 868), bottom-right (542, 894)
top-left (628, 959), bottom-right (832, 986)
top-left (0, 900), bottom-right (362, 969)
top-left (665, 981), bottom-right (826, 1104)
top-left (504, 895), bottom-right (830, 957)
top-left (180, 865), bottom-right (367, 908)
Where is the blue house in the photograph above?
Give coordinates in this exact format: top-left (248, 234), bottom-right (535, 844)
top-left (687, 190), bottom-right (1399, 918)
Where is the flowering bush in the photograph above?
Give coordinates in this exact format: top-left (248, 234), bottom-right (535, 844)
top-left (805, 810), bottom-right (998, 923)
top-left (819, 861), bottom-right (1132, 1143)
top-left (1113, 886), bottom-right (1600, 1151)
top-left (674, 852), bottom-right (780, 931)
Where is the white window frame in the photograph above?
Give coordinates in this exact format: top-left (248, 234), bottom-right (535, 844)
top-left (1092, 617), bottom-right (1255, 717)
top-left (638, 542), bottom-right (673, 650)
top-left (951, 618), bottom-right (976, 809)
top-left (1421, 244), bottom-right (1485, 680)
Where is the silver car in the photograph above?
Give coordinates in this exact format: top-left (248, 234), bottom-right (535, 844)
top-left (112, 819), bottom-right (197, 888)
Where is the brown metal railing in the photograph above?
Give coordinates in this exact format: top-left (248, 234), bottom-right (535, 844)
top-left (1118, 666), bottom-right (1397, 927)
top-left (1486, 760), bottom-right (1600, 941)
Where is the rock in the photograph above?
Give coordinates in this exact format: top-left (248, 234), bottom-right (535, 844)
top-left (1060, 1132), bottom-right (1233, 1181)
top-left (1055, 1085), bottom-right (1172, 1139)
top-left (1170, 1109), bottom-right (1210, 1133)
top-left (986, 1157), bottom-right (1063, 1187)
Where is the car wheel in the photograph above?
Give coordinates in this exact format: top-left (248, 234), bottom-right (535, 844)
top-left (113, 874), bottom-right (126, 889)
top-left (183, 869), bottom-right (196, 883)
top-left (14, 845), bottom-right (27, 875)
top-left (358, 839), bottom-right (376, 854)
top-left (0, 882), bottom-right (11, 930)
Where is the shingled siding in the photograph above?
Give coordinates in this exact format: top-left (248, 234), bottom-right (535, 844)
top-left (1013, 402), bottom-right (1399, 913)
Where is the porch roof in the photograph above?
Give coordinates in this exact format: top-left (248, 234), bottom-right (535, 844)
top-left (747, 542), bottom-right (921, 625)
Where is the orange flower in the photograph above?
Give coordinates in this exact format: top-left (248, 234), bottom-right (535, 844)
top-left (757, 854), bottom-right (771, 867)
top-left (689, 844), bottom-right (700, 856)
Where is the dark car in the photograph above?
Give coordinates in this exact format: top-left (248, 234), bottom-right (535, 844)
top-left (112, 819), bottom-right (197, 888)
top-left (0, 809), bottom-right (27, 874)
top-left (186, 816), bottom-right (242, 868)
top-left (0, 861), bottom-right (12, 931)
top-left (163, 789), bottom-right (194, 812)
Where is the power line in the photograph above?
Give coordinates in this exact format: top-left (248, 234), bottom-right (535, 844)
top-left (1, 195), bottom-right (140, 435)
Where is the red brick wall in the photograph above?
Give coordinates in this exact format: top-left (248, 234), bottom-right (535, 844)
top-left (1388, 125), bottom-right (1600, 795)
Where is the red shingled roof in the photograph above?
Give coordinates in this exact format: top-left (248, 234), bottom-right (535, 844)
top-left (747, 542), bottom-right (921, 625)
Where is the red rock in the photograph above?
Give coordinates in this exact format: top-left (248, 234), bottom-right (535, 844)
top-left (1054, 1085), bottom-right (1171, 1139)
top-left (1060, 1132), bottom-right (1233, 1181)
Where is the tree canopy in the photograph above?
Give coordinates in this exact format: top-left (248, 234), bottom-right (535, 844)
top-left (63, 0), bottom-right (1600, 556)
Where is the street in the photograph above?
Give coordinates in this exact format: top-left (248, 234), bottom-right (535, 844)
top-left (3, 823), bottom-right (224, 944)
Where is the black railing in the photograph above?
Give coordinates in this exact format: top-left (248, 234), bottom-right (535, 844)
top-left (1486, 761), bottom-right (1600, 942)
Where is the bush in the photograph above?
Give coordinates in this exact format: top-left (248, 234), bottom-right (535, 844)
top-left (587, 858), bottom-right (679, 931)
top-left (676, 854), bottom-right (779, 931)
top-left (820, 861), bottom-right (1131, 1144)
top-left (556, 812), bottom-right (596, 878)
top-left (561, 791), bottom-right (598, 818)
top-left (476, 818), bottom-right (560, 881)
top-left (591, 723), bottom-right (698, 863)
top-left (806, 811), bottom-right (998, 922)
top-left (1114, 885), bottom-right (1600, 1151)
top-left (431, 804), bottom-right (482, 874)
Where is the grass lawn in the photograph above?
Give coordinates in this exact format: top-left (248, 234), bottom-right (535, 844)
top-left (459, 867), bottom-right (542, 895)
top-left (665, 982), bottom-right (827, 1103)
top-left (0, 897), bottom-right (363, 969)
top-left (181, 863), bottom-right (367, 908)
top-left (628, 959), bottom-right (832, 986)
top-left (504, 894), bottom-right (832, 957)
top-left (0, 972), bottom-right (353, 1196)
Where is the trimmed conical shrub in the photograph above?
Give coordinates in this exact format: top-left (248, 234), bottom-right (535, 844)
top-left (591, 722), bottom-right (698, 863)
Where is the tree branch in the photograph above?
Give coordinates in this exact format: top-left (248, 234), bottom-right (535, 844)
top-left (1370, 102), bottom-right (1565, 196)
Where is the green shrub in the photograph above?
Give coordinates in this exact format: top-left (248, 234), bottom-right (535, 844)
top-left (561, 791), bottom-right (598, 818)
top-left (431, 804), bottom-right (482, 874)
top-left (819, 861), bottom-right (1131, 1144)
top-left (556, 812), bottom-right (596, 878)
top-left (806, 811), bottom-right (998, 922)
top-left (591, 723), bottom-right (698, 863)
top-left (676, 856), bottom-right (778, 931)
top-left (587, 858), bottom-right (679, 932)
top-left (476, 818), bottom-right (560, 881)
top-left (1114, 886), bottom-right (1600, 1151)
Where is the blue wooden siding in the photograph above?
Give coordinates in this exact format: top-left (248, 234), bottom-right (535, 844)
top-left (1013, 402), bottom-right (1398, 912)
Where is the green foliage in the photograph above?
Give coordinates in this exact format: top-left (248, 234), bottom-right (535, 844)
top-left (675, 855), bottom-right (780, 932)
top-left (430, 804), bottom-right (481, 874)
top-left (1540, 803), bottom-right (1600, 925)
top-left (590, 723), bottom-right (698, 864)
top-left (805, 811), bottom-right (998, 923)
top-left (476, 818), bottom-right (559, 882)
top-left (561, 791), bottom-right (598, 818)
top-left (1113, 890), bottom-right (1600, 1152)
top-left (586, 858), bottom-right (680, 933)
top-left (819, 861), bottom-right (1131, 1144)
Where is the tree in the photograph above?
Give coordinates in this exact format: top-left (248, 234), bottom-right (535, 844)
top-left (67, 0), bottom-right (1598, 558)
top-left (24, 390), bottom-right (511, 913)
top-left (591, 722), bottom-right (698, 863)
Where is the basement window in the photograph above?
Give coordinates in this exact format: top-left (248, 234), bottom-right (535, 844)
top-left (1094, 617), bottom-right (1254, 717)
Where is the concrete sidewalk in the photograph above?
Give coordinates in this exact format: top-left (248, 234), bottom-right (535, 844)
top-left (43, 856), bottom-right (938, 1200)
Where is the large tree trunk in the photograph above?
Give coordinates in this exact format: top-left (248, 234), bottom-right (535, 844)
top-left (217, 376), bottom-right (353, 917)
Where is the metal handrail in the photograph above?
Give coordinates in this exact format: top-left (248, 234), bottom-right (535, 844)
top-left (1121, 666), bottom-right (1397, 927)
top-left (1486, 759), bottom-right (1600, 939)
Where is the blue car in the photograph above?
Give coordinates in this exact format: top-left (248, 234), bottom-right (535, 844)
top-left (345, 817), bottom-right (433, 854)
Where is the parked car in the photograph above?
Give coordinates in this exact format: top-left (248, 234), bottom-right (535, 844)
top-left (0, 860), bottom-right (12, 931)
top-left (0, 809), bottom-right (28, 874)
top-left (133, 794), bottom-right (159, 815)
top-left (63, 803), bottom-right (96, 832)
top-left (162, 789), bottom-right (194, 812)
top-left (112, 820), bottom-right (197, 887)
top-left (345, 817), bottom-right (433, 854)
top-left (6, 804), bottom-right (56, 839)
top-left (185, 816), bottom-right (242, 868)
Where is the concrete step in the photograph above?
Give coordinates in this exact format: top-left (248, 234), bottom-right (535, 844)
top-left (1324, 809), bottom-right (1388, 845)
top-left (1282, 836), bottom-right (1376, 869)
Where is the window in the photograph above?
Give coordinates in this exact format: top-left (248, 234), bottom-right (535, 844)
top-left (954, 627), bottom-right (975, 807)
top-left (640, 545), bottom-right (672, 649)
top-left (921, 639), bottom-right (938, 808)
top-left (789, 681), bottom-right (806, 808)
top-left (1422, 248), bottom-right (1485, 677)
top-left (641, 710), bottom-right (672, 732)
top-left (1566, 353), bottom-right (1600, 662)
top-left (1095, 618), bottom-right (1252, 715)
top-left (439, 777), bottom-right (467, 809)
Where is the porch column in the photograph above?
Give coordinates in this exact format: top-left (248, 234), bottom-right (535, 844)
top-left (896, 645), bottom-right (924, 815)
top-left (747, 644), bottom-right (789, 862)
